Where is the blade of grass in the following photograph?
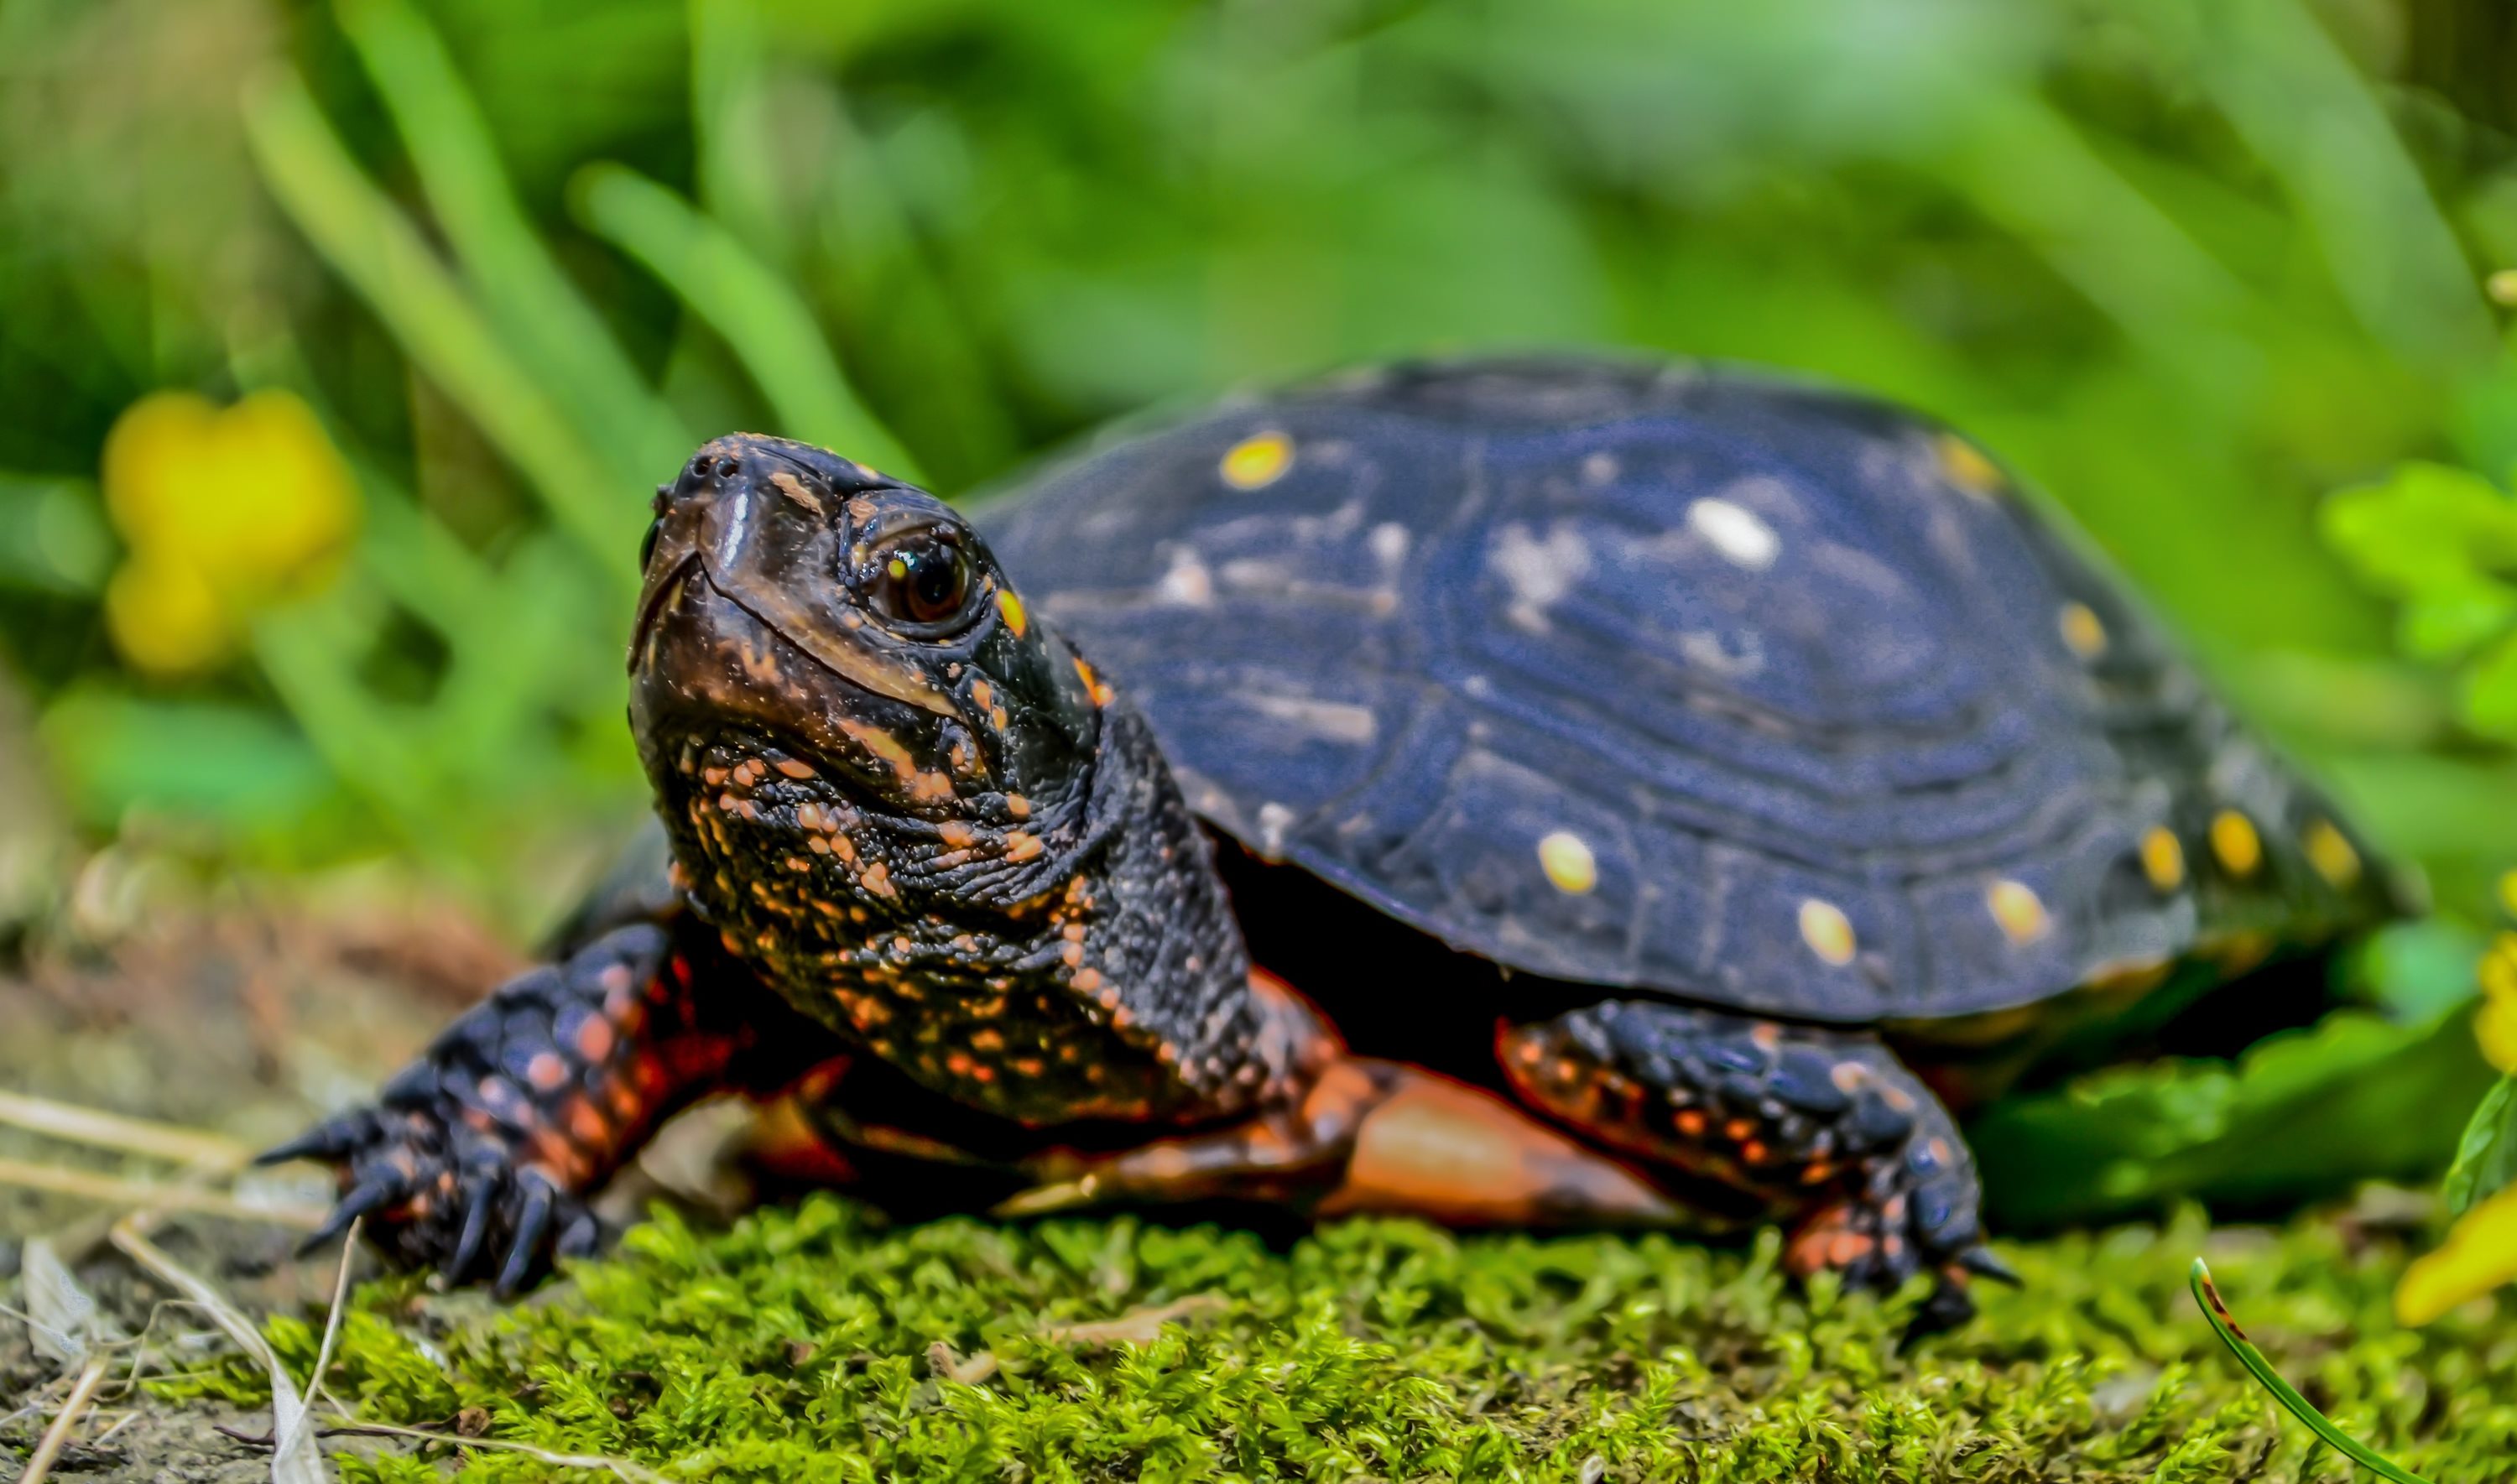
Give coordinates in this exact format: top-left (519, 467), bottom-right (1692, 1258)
top-left (690, 0), bottom-right (788, 258)
top-left (571, 162), bottom-right (920, 479)
top-left (240, 70), bottom-right (641, 585)
top-left (333, 0), bottom-right (691, 485)
top-left (2189, 1257), bottom-right (2436, 1484)
top-left (2192, 0), bottom-right (2496, 374)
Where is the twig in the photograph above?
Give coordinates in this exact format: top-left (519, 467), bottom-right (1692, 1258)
top-left (0, 1090), bottom-right (251, 1167)
top-left (285, 1416), bottom-right (672, 1482)
top-left (110, 1217), bottom-right (331, 1483)
top-left (275, 1219), bottom-right (360, 1462)
top-left (2189, 1258), bottom-right (2435, 1484)
top-left (19, 1353), bottom-right (112, 1484)
top-left (0, 1157), bottom-right (326, 1228)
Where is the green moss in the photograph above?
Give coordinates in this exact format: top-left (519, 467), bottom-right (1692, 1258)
top-left (169, 1198), bottom-right (2516, 1481)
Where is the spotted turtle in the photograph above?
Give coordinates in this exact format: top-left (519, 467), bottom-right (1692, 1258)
top-left (268, 357), bottom-right (2405, 1334)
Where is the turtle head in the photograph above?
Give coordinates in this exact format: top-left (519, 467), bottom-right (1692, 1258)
top-left (629, 435), bottom-right (1107, 914)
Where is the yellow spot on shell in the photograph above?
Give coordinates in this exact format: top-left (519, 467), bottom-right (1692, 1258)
top-left (1987, 879), bottom-right (2050, 945)
top-left (2139, 827), bottom-right (2186, 893)
top-left (2209, 810), bottom-right (2263, 878)
top-left (1799, 898), bottom-right (1857, 967)
top-left (1932, 432), bottom-right (2004, 498)
top-left (2301, 818), bottom-right (2362, 888)
top-left (996, 587), bottom-right (1027, 637)
top-left (2058, 602), bottom-right (2107, 660)
top-left (1536, 831), bottom-right (1597, 894)
top-left (1221, 431), bottom-right (1294, 490)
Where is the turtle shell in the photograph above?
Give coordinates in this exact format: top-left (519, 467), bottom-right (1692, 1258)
top-left (979, 357), bottom-right (2403, 1023)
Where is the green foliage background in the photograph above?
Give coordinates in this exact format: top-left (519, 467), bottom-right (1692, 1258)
top-left (8, 0), bottom-right (2517, 921)
top-left (3, 0), bottom-right (2517, 1221)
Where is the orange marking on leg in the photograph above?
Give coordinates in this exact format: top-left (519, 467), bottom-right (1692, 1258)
top-left (525, 1052), bottom-right (570, 1092)
top-left (575, 1016), bottom-right (616, 1062)
top-left (566, 1099), bottom-right (611, 1149)
top-left (1317, 1066), bottom-right (1680, 1226)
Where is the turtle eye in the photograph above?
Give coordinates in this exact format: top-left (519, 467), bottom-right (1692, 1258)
top-left (866, 528), bottom-right (977, 631)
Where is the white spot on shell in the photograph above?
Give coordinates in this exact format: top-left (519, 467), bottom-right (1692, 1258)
top-left (1241, 692), bottom-right (1378, 743)
top-left (1686, 497), bottom-right (1780, 570)
top-left (1255, 801), bottom-right (1296, 859)
top-left (1156, 547), bottom-right (1214, 607)
top-left (1492, 523), bottom-right (1591, 631)
top-left (1678, 628), bottom-right (1765, 678)
top-left (1368, 522), bottom-right (1410, 569)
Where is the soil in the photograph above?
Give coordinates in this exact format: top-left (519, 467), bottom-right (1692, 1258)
top-left (0, 889), bottom-right (522, 1481)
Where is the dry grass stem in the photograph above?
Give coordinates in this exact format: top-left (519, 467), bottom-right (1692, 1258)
top-left (300, 1418), bottom-right (673, 1482)
top-left (1040, 1294), bottom-right (1232, 1346)
top-left (0, 1157), bottom-right (326, 1227)
top-left (0, 1090), bottom-right (252, 1168)
top-left (279, 1218), bottom-right (362, 1463)
top-left (18, 1353), bottom-right (112, 1484)
top-left (110, 1216), bottom-right (332, 1483)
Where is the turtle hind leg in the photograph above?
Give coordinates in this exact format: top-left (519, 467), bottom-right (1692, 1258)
top-left (1499, 1000), bottom-right (2005, 1337)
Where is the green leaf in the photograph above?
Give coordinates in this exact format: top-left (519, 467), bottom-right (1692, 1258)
top-left (570, 162), bottom-right (920, 481)
top-left (332, 0), bottom-right (692, 489)
top-left (0, 474), bottom-right (110, 595)
top-left (2322, 461), bottom-right (2517, 596)
top-left (239, 70), bottom-right (640, 589)
top-left (2443, 1075), bottom-right (2517, 1217)
top-left (2189, 1259), bottom-right (2436, 1484)
top-left (1972, 1003), bottom-right (2496, 1228)
top-left (39, 689), bottom-right (338, 832)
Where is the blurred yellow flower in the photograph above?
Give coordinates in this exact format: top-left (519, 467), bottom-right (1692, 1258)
top-left (99, 389), bottom-right (357, 676)
top-left (2395, 1182), bottom-right (2517, 1327)
top-left (2483, 930), bottom-right (2517, 1075)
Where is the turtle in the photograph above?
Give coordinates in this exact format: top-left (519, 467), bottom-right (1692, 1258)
top-left (265, 356), bottom-right (2406, 1334)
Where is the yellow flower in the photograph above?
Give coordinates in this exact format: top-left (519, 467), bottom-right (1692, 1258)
top-left (2395, 1182), bottom-right (2517, 1326)
top-left (2483, 931), bottom-right (2517, 1075)
top-left (99, 389), bottom-right (357, 676)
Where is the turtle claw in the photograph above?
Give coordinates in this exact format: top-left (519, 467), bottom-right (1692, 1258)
top-left (257, 1115), bottom-right (371, 1168)
top-left (555, 1211), bottom-right (603, 1262)
top-left (448, 1172), bottom-right (501, 1283)
top-left (495, 1175), bottom-right (559, 1298)
top-left (1957, 1246), bottom-right (2020, 1286)
top-left (297, 1172), bottom-right (404, 1256)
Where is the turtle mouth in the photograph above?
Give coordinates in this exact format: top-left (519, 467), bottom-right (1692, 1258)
top-left (629, 552), bottom-right (985, 814)
top-left (629, 547), bottom-right (703, 673)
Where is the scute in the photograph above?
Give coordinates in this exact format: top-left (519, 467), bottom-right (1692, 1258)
top-left (980, 357), bottom-right (2403, 1022)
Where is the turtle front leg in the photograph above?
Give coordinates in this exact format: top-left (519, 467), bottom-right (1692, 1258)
top-left (261, 922), bottom-right (844, 1292)
top-left (998, 987), bottom-right (1684, 1228)
top-left (1500, 1001), bottom-right (2010, 1336)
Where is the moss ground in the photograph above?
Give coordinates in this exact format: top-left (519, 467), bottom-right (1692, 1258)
top-left (154, 1196), bottom-right (2514, 1482)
